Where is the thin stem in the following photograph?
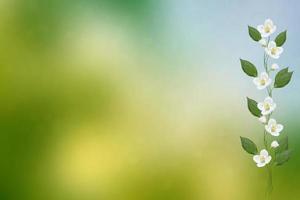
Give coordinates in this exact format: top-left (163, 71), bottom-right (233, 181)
top-left (263, 130), bottom-right (268, 149)
top-left (263, 51), bottom-right (270, 149)
top-left (263, 36), bottom-right (274, 199)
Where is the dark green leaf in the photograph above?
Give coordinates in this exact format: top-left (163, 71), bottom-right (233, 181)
top-left (248, 26), bottom-right (262, 42)
top-left (275, 136), bottom-right (288, 154)
top-left (247, 97), bottom-right (261, 117)
top-left (240, 136), bottom-right (258, 155)
top-left (240, 59), bottom-right (258, 77)
top-left (275, 30), bottom-right (287, 47)
top-left (275, 150), bottom-right (291, 166)
top-left (274, 67), bottom-right (293, 88)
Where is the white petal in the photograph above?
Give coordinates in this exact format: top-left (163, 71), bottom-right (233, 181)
top-left (268, 41), bottom-right (277, 48)
top-left (262, 110), bottom-right (272, 115)
top-left (253, 77), bottom-right (260, 86)
top-left (262, 32), bottom-right (271, 37)
top-left (267, 51), bottom-right (273, 58)
top-left (271, 131), bottom-right (280, 137)
top-left (271, 54), bottom-right (280, 59)
top-left (257, 162), bottom-right (266, 167)
top-left (260, 149), bottom-right (269, 157)
top-left (257, 25), bottom-right (264, 33)
top-left (253, 155), bottom-right (260, 163)
top-left (265, 19), bottom-right (273, 26)
top-left (265, 156), bottom-right (272, 164)
top-left (277, 47), bottom-right (283, 54)
top-left (261, 72), bottom-right (269, 78)
top-left (257, 84), bottom-right (267, 90)
top-left (271, 25), bottom-right (277, 33)
top-left (277, 124), bottom-right (284, 132)
top-left (265, 97), bottom-right (273, 103)
top-left (265, 125), bottom-right (270, 132)
top-left (265, 78), bottom-right (272, 86)
top-left (257, 103), bottom-right (264, 111)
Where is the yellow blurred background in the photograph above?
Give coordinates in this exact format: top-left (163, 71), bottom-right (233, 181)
top-left (0, 0), bottom-right (299, 200)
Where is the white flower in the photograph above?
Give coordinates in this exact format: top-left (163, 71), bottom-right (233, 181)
top-left (265, 118), bottom-right (284, 136)
top-left (253, 72), bottom-right (272, 90)
top-left (257, 97), bottom-right (276, 115)
top-left (253, 149), bottom-right (272, 167)
top-left (265, 41), bottom-right (283, 59)
top-left (257, 19), bottom-right (277, 38)
top-left (259, 38), bottom-right (267, 47)
top-left (271, 140), bottom-right (279, 148)
top-left (271, 63), bottom-right (279, 70)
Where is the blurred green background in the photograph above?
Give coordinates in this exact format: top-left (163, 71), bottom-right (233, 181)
top-left (0, 0), bottom-right (299, 199)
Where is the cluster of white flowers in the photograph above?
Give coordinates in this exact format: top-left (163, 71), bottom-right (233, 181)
top-left (241, 19), bottom-right (292, 197)
top-left (252, 19), bottom-right (283, 168)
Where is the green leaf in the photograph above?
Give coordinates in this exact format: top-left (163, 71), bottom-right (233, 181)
top-left (275, 150), bottom-right (291, 166)
top-left (247, 97), bottom-right (262, 117)
top-left (240, 136), bottom-right (258, 155)
top-left (248, 26), bottom-right (262, 42)
top-left (275, 30), bottom-right (287, 47)
top-left (274, 67), bottom-right (293, 88)
top-left (240, 59), bottom-right (258, 77)
top-left (275, 136), bottom-right (288, 154)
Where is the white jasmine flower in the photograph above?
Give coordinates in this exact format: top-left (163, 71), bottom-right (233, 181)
top-left (259, 38), bottom-right (267, 47)
top-left (271, 140), bottom-right (279, 148)
top-left (265, 118), bottom-right (284, 136)
top-left (253, 149), bottom-right (272, 167)
top-left (257, 97), bottom-right (276, 115)
top-left (258, 116), bottom-right (267, 123)
top-left (265, 41), bottom-right (283, 59)
top-left (271, 63), bottom-right (279, 70)
top-left (257, 19), bottom-right (277, 38)
top-left (253, 72), bottom-right (272, 90)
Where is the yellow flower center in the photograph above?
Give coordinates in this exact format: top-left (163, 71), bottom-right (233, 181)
top-left (264, 25), bottom-right (271, 33)
top-left (260, 79), bottom-right (266, 85)
top-left (271, 125), bottom-right (277, 132)
top-left (260, 155), bottom-right (265, 162)
top-left (271, 47), bottom-right (277, 55)
top-left (264, 103), bottom-right (270, 111)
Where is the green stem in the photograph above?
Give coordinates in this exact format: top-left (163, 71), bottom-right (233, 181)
top-left (263, 36), bottom-right (274, 199)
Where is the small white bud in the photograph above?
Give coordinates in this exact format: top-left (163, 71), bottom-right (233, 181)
top-left (259, 38), bottom-right (267, 47)
top-left (258, 116), bottom-right (267, 123)
top-left (271, 63), bottom-right (279, 70)
top-left (271, 140), bottom-right (279, 148)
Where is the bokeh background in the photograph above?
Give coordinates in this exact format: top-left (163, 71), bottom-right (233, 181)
top-left (0, 0), bottom-right (299, 199)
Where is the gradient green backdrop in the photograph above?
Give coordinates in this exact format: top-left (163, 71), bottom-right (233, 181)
top-left (0, 0), bottom-right (299, 200)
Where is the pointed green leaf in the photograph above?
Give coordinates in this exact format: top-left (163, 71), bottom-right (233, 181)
top-left (274, 67), bottom-right (293, 88)
top-left (240, 136), bottom-right (258, 155)
top-left (275, 150), bottom-right (291, 166)
top-left (275, 30), bottom-right (287, 47)
top-left (247, 97), bottom-right (262, 117)
top-left (240, 59), bottom-right (258, 77)
top-left (248, 26), bottom-right (262, 42)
